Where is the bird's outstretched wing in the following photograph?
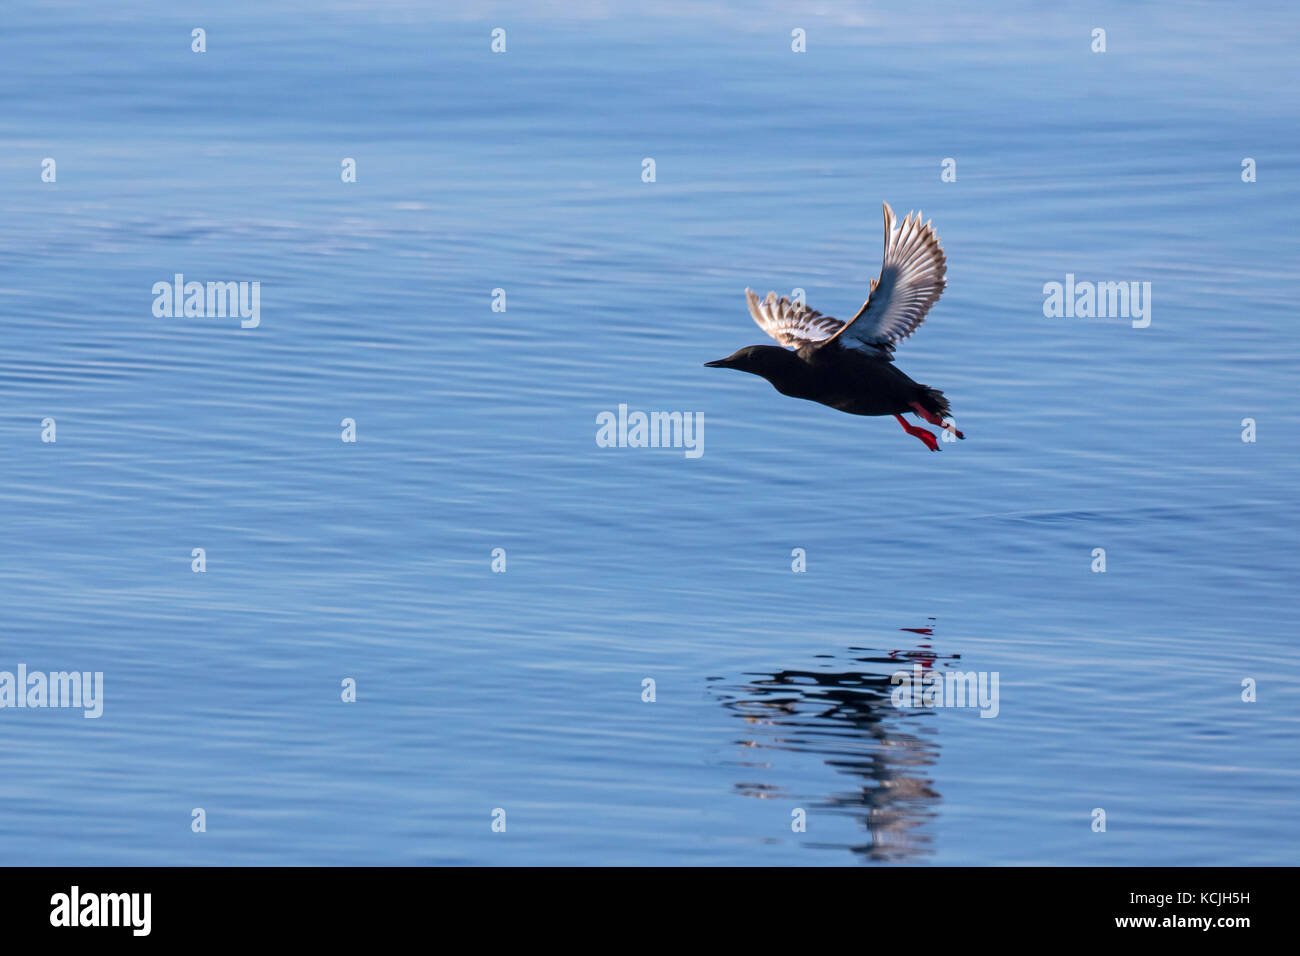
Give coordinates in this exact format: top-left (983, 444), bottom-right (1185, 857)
top-left (744, 288), bottom-right (844, 349)
top-left (830, 202), bottom-right (946, 352)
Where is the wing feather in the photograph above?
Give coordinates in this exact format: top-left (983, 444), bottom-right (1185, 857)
top-left (744, 288), bottom-right (844, 349)
top-left (831, 202), bottom-right (947, 351)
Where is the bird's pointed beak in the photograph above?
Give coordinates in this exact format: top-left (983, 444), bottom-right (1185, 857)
top-left (704, 358), bottom-right (731, 368)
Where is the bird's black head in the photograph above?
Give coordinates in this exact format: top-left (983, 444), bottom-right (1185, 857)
top-left (704, 345), bottom-right (798, 379)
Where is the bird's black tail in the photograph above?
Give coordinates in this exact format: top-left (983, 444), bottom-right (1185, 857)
top-left (916, 385), bottom-right (952, 421)
top-left (913, 385), bottom-right (965, 439)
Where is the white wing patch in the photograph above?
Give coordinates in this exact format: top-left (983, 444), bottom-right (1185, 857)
top-left (832, 202), bottom-right (947, 351)
top-left (744, 288), bottom-right (844, 350)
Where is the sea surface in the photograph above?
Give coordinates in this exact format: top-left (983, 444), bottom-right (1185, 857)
top-left (1, 0), bottom-right (1297, 865)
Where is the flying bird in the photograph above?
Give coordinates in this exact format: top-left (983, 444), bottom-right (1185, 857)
top-left (706, 202), bottom-right (964, 451)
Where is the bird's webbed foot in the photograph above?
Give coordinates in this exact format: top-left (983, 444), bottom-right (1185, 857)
top-left (908, 402), bottom-right (964, 440)
top-left (894, 413), bottom-right (940, 451)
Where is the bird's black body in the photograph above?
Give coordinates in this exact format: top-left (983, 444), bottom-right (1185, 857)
top-left (705, 342), bottom-right (951, 422)
top-left (707, 202), bottom-right (963, 451)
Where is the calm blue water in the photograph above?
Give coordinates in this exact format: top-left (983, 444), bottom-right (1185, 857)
top-left (1, 1), bottom-right (1298, 865)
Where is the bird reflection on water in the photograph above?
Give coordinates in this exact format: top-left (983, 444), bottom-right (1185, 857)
top-left (713, 630), bottom-right (956, 861)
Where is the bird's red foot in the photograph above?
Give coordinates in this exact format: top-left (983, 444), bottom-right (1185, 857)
top-left (894, 414), bottom-right (939, 451)
top-left (909, 402), bottom-right (964, 439)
